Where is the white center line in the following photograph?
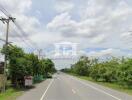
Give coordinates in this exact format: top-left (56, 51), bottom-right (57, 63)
top-left (40, 79), bottom-right (54, 100)
top-left (57, 77), bottom-right (61, 80)
top-left (70, 76), bottom-right (121, 100)
top-left (72, 89), bottom-right (76, 94)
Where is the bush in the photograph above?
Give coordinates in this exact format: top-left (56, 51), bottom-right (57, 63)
top-left (63, 56), bottom-right (132, 87)
top-left (1, 45), bottom-right (56, 87)
top-left (117, 58), bottom-right (132, 86)
top-left (33, 75), bottom-right (44, 83)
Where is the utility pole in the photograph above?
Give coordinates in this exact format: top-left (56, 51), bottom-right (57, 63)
top-left (0, 16), bottom-right (15, 92)
top-left (37, 49), bottom-right (42, 59)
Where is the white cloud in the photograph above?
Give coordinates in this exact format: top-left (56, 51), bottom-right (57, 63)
top-left (1, 0), bottom-right (132, 65)
top-left (0, 0), bottom-right (42, 50)
top-left (47, 12), bottom-right (101, 39)
top-left (0, 0), bottom-right (32, 14)
top-left (47, 0), bottom-right (132, 50)
top-left (30, 31), bottom-right (63, 47)
top-left (121, 31), bottom-right (132, 38)
top-left (87, 48), bottom-right (131, 58)
top-left (55, 0), bottom-right (74, 13)
top-left (91, 34), bottom-right (106, 44)
top-left (47, 12), bottom-right (76, 32)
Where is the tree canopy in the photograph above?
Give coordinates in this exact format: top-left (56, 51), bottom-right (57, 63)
top-left (62, 56), bottom-right (132, 87)
top-left (1, 45), bottom-right (56, 87)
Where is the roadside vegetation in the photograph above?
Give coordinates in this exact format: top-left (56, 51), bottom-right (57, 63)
top-left (0, 86), bottom-right (23, 100)
top-left (61, 56), bottom-right (132, 95)
top-left (0, 45), bottom-right (56, 99)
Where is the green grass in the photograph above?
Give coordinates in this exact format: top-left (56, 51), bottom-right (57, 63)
top-left (0, 80), bottom-right (25, 100)
top-left (0, 77), bottom-right (47, 100)
top-left (0, 87), bottom-right (24, 100)
top-left (69, 73), bottom-right (132, 95)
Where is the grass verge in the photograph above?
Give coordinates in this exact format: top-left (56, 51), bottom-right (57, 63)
top-left (68, 73), bottom-right (132, 95)
top-left (0, 77), bottom-right (48, 100)
top-left (0, 87), bottom-right (24, 100)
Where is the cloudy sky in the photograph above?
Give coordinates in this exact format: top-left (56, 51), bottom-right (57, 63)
top-left (0, 0), bottom-right (132, 69)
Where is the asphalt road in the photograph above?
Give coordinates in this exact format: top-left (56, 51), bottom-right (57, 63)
top-left (17, 73), bottom-right (132, 100)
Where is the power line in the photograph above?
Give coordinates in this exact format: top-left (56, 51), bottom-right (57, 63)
top-left (0, 4), bottom-right (10, 17)
top-left (13, 21), bottom-right (38, 48)
top-left (0, 5), bottom-right (46, 54)
top-left (0, 5), bottom-right (38, 49)
top-left (0, 6), bottom-right (39, 92)
top-left (12, 28), bottom-right (36, 50)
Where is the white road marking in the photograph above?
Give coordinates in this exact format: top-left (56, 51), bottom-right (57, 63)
top-left (70, 76), bottom-right (121, 100)
top-left (72, 89), bottom-right (76, 94)
top-left (57, 77), bottom-right (61, 80)
top-left (40, 79), bottom-right (54, 100)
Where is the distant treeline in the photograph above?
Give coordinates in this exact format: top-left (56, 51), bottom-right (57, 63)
top-left (61, 56), bottom-right (132, 87)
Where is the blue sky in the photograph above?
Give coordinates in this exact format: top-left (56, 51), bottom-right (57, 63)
top-left (1, 0), bottom-right (132, 69)
top-left (30, 0), bottom-right (57, 24)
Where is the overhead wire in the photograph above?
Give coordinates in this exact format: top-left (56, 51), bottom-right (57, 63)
top-left (13, 21), bottom-right (38, 47)
top-left (11, 29), bottom-right (35, 51)
top-left (0, 4), bottom-right (38, 51)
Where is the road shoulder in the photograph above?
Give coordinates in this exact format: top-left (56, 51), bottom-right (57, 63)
top-left (17, 79), bottom-right (52, 100)
top-left (66, 73), bottom-right (132, 100)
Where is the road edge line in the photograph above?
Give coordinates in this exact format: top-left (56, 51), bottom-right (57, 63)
top-left (70, 76), bottom-right (121, 100)
top-left (40, 79), bottom-right (54, 100)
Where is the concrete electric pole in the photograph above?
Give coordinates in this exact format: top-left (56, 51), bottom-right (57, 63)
top-left (0, 16), bottom-right (15, 92)
top-left (37, 49), bottom-right (43, 59)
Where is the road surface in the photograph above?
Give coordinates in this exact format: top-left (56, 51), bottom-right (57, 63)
top-left (17, 73), bottom-right (132, 100)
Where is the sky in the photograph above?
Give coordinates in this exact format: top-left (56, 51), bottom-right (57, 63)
top-left (0, 0), bottom-right (132, 69)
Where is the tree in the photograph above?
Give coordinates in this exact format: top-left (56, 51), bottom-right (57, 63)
top-left (25, 53), bottom-right (40, 76)
top-left (1, 45), bottom-right (26, 86)
top-left (71, 56), bottom-right (92, 76)
top-left (90, 58), bottom-right (119, 82)
top-left (117, 58), bottom-right (132, 86)
top-left (39, 58), bottom-right (56, 78)
top-left (1, 45), bottom-right (56, 87)
top-left (2, 45), bottom-right (37, 86)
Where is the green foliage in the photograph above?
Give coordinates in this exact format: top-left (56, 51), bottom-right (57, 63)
top-left (39, 59), bottom-right (56, 78)
top-left (71, 56), bottom-right (92, 76)
top-left (117, 58), bottom-right (132, 86)
top-left (25, 53), bottom-right (40, 76)
top-left (90, 63), bottom-right (102, 81)
top-left (33, 75), bottom-right (44, 83)
top-left (1, 45), bottom-right (56, 87)
top-left (63, 56), bottom-right (132, 87)
top-left (90, 58), bottom-right (119, 82)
